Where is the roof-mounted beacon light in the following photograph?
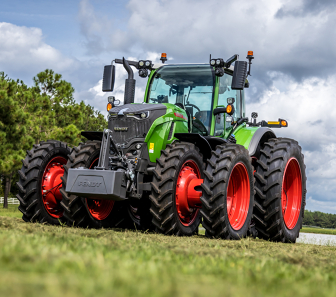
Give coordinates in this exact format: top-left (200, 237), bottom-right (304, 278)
top-left (160, 53), bottom-right (167, 64)
top-left (246, 51), bottom-right (254, 76)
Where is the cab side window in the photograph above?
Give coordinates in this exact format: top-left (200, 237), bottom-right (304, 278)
top-left (214, 74), bottom-right (241, 136)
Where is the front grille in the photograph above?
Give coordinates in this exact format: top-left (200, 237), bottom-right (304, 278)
top-left (109, 117), bottom-right (151, 144)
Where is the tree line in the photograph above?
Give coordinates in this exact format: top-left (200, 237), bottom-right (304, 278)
top-left (303, 210), bottom-right (336, 229)
top-left (0, 69), bottom-right (106, 207)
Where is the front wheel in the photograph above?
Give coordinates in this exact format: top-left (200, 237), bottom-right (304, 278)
top-left (150, 142), bottom-right (204, 236)
top-left (201, 143), bottom-right (254, 239)
top-left (60, 141), bottom-right (124, 228)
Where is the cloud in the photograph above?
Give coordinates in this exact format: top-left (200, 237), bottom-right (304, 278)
top-left (77, 61), bottom-right (148, 116)
top-left (276, 0), bottom-right (336, 18)
top-left (78, 0), bottom-right (336, 101)
top-left (78, 0), bottom-right (130, 55)
top-left (0, 22), bottom-right (75, 81)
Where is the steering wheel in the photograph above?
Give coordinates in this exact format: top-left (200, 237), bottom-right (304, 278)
top-left (185, 103), bottom-right (200, 112)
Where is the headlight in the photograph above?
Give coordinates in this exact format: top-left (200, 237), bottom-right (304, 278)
top-left (145, 61), bottom-right (151, 67)
top-left (140, 112), bottom-right (147, 118)
top-left (135, 144), bottom-right (142, 150)
top-left (210, 59), bottom-right (216, 66)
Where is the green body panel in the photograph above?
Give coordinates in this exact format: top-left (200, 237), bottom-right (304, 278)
top-left (144, 103), bottom-right (188, 162)
top-left (233, 125), bottom-right (259, 150)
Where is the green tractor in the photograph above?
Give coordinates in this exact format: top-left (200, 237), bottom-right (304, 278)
top-left (17, 51), bottom-right (306, 242)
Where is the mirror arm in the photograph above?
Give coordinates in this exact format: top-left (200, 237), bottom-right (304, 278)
top-left (213, 107), bottom-right (226, 116)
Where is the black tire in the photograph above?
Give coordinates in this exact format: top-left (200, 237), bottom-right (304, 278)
top-left (17, 140), bottom-right (71, 224)
top-left (125, 196), bottom-right (154, 231)
top-left (201, 143), bottom-right (254, 239)
top-left (253, 138), bottom-right (307, 242)
top-left (150, 142), bottom-right (204, 236)
top-left (60, 140), bottom-right (125, 228)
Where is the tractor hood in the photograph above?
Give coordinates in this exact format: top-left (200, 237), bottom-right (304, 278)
top-left (109, 103), bottom-right (166, 115)
top-left (108, 103), bottom-right (167, 145)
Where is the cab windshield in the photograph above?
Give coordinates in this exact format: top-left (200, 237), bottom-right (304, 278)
top-left (147, 64), bottom-right (215, 134)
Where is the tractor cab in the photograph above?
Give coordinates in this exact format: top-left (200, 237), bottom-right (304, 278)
top-left (146, 63), bottom-right (245, 138)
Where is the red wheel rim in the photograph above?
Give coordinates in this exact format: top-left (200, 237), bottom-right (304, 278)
top-left (282, 158), bottom-right (302, 229)
top-left (41, 156), bottom-right (67, 218)
top-left (86, 158), bottom-right (115, 221)
top-left (227, 162), bottom-right (250, 230)
top-left (175, 160), bottom-right (201, 226)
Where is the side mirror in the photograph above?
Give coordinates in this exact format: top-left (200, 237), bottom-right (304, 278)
top-left (102, 65), bottom-right (115, 92)
top-left (231, 61), bottom-right (247, 90)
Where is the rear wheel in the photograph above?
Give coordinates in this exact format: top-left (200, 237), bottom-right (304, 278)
top-left (17, 140), bottom-right (71, 224)
top-left (201, 144), bottom-right (254, 239)
top-left (60, 141), bottom-right (124, 228)
top-left (150, 142), bottom-right (204, 236)
top-left (253, 138), bottom-right (306, 242)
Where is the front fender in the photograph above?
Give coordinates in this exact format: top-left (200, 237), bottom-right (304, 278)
top-left (235, 127), bottom-right (276, 156)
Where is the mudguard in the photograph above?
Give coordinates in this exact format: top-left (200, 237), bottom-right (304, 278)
top-left (247, 127), bottom-right (276, 156)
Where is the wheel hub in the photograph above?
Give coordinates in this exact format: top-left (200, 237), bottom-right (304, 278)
top-left (175, 160), bottom-right (203, 226)
top-left (41, 156), bottom-right (67, 218)
top-left (282, 158), bottom-right (302, 230)
top-left (227, 162), bottom-right (250, 230)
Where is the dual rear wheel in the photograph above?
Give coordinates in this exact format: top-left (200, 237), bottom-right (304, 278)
top-left (150, 142), bottom-right (255, 239)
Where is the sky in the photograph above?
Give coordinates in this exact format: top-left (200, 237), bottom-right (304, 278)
top-left (1, 0), bottom-right (336, 213)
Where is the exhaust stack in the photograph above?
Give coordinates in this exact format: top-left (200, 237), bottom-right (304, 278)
top-left (122, 57), bottom-right (136, 105)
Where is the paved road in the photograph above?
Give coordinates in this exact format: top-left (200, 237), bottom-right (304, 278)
top-left (297, 232), bottom-right (336, 246)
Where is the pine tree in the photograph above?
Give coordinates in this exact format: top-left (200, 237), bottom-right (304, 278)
top-left (0, 73), bottom-right (34, 208)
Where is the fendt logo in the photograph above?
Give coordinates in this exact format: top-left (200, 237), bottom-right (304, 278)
top-left (114, 127), bottom-right (128, 132)
top-left (78, 181), bottom-right (102, 187)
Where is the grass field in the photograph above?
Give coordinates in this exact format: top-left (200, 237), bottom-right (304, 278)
top-left (0, 207), bottom-right (336, 297)
top-left (302, 227), bottom-right (336, 235)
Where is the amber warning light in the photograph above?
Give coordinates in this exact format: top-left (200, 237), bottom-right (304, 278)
top-left (247, 51), bottom-right (254, 56)
top-left (160, 53), bottom-right (167, 64)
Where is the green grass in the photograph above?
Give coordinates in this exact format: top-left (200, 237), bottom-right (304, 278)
top-left (0, 215), bottom-right (335, 297)
top-left (0, 204), bottom-right (22, 218)
top-left (302, 227), bottom-right (336, 235)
